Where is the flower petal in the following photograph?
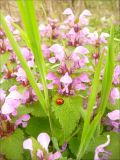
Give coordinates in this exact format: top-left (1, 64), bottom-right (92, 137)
top-left (23, 138), bottom-right (33, 151)
top-left (37, 133), bottom-right (50, 151)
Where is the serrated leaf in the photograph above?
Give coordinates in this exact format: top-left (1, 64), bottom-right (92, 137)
top-left (17, 102), bottom-right (47, 118)
top-left (52, 95), bottom-right (81, 142)
top-left (17, 105), bottom-right (34, 116)
top-left (0, 129), bottom-right (24, 160)
top-left (25, 117), bottom-right (50, 138)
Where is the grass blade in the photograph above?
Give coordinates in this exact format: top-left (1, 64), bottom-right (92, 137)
top-left (17, 0), bottom-right (49, 106)
top-left (98, 26), bottom-right (115, 115)
top-left (77, 26), bottom-right (115, 159)
top-left (77, 52), bottom-right (104, 159)
top-left (12, 22), bottom-right (31, 49)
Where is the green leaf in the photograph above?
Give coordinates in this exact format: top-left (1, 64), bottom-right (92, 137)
top-left (0, 52), bottom-right (10, 71)
top-left (51, 137), bottom-right (60, 151)
top-left (17, 105), bottom-right (34, 116)
top-left (16, 102), bottom-right (47, 118)
top-left (69, 137), bottom-right (79, 156)
top-left (25, 117), bottom-right (50, 138)
top-left (52, 95), bottom-right (81, 142)
top-left (0, 78), bottom-right (17, 91)
top-left (0, 129), bottom-right (24, 160)
top-left (31, 102), bottom-right (47, 117)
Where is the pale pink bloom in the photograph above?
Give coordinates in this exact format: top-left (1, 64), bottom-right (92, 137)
top-left (60, 72), bottom-right (72, 94)
top-left (79, 73), bottom-right (90, 82)
top-left (48, 151), bottom-right (62, 160)
top-left (39, 24), bottom-right (52, 37)
top-left (100, 33), bottom-right (109, 43)
top-left (15, 114), bottom-right (30, 128)
top-left (5, 15), bottom-right (15, 31)
top-left (88, 31), bottom-right (109, 46)
top-left (21, 47), bottom-right (34, 67)
top-left (3, 39), bottom-right (12, 51)
top-left (79, 9), bottom-right (92, 26)
top-left (63, 8), bottom-right (74, 26)
top-left (73, 46), bottom-right (89, 55)
top-left (23, 133), bottom-right (61, 160)
top-left (42, 44), bottom-right (50, 59)
top-left (113, 65), bottom-right (120, 84)
top-left (0, 89), bottom-right (6, 103)
top-left (23, 138), bottom-right (33, 151)
top-left (109, 88), bottom-right (120, 104)
top-left (14, 67), bottom-right (28, 86)
top-left (49, 44), bottom-right (65, 62)
top-left (37, 133), bottom-right (50, 152)
top-left (47, 72), bottom-right (60, 90)
top-left (107, 110), bottom-right (120, 131)
top-left (107, 110), bottom-right (120, 121)
top-left (94, 135), bottom-right (111, 160)
top-left (60, 72), bottom-right (72, 84)
top-left (63, 8), bottom-right (74, 15)
top-left (1, 90), bottom-right (22, 115)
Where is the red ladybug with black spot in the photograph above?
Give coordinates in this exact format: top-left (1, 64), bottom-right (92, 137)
top-left (56, 98), bottom-right (64, 105)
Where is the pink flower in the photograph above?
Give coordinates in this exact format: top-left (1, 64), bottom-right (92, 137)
top-left (21, 47), bottom-right (34, 67)
top-left (87, 31), bottom-right (109, 46)
top-left (15, 114), bottom-right (30, 128)
top-left (60, 72), bottom-right (72, 84)
top-left (79, 9), bottom-right (92, 26)
top-left (1, 89), bottom-right (22, 115)
top-left (107, 110), bottom-right (120, 121)
top-left (23, 133), bottom-right (61, 160)
top-left (49, 44), bottom-right (65, 63)
top-left (71, 46), bottom-right (89, 68)
top-left (0, 89), bottom-right (6, 106)
top-left (113, 65), bottom-right (120, 84)
top-left (39, 24), bottom-right (52, 38)
top-left (14, 67), bottom-right (28, 86)
top-left (109, 88), bottom-right (120, 104)
top-left (42, 44), bottom-right (50, 59)
top-left (94, 135), bottom-right (111, 160)
top-left (63, 8), bottom-right (74, 16)
top-left (73, 46), bottom-right (89, 55)
top-left (60, 72), bottom-right (72, 94)
top-left (79, 73), bottom-right (90, 82)
top-left (107, 110), bottom-right (120, 132)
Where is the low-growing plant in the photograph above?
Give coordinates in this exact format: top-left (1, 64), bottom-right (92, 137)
top-left (0, 1), bottom-right (120, 160)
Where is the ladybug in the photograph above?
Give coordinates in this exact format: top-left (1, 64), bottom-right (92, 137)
top-left (56, 98), bottom-right (64, 105)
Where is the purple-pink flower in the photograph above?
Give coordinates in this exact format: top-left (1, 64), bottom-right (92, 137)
top-left (94, 135), bottom-right (111, 160)
top-left (15, 114), bottom-right (30, 128)
top-left (1, 87), bottom-right (22, 115)
top-left (23, 133), bottom-right (61, 160)
top-left (109, 88), bottom-right (120, 104)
